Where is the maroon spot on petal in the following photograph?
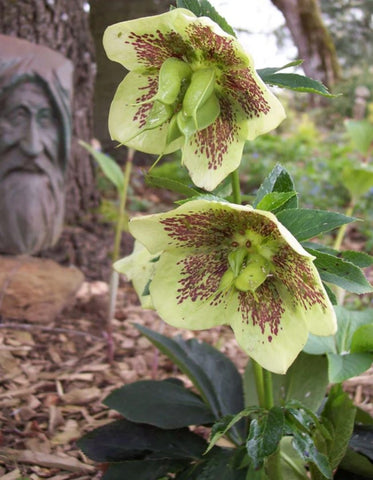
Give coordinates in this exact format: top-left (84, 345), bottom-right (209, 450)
top-left (273, 246), bottom-right (328, 311)
top-left (193, 97), bottom-right (239, 170)
top-left (126, 29), bottom-right (193, 68)
top-left (238, 281), bottom-right (285, 335)
top-left (133, 76), bottom-right (159, 128)
top-left (186, 23), bottom-right (244, 67)
top-left (223, 69), bottom-right (270, 118)
top-left (268, 335), bottom-right (272, 342)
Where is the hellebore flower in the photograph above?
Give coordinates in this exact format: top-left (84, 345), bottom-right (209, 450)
top-left (114, 241), bottom-right (156, 309)
top-left (120, 199), bottom-right (336, 374)
top-left (103, 9), bottom-right (285, 191)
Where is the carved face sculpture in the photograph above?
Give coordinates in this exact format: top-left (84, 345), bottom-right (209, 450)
top-left (0, 35), bottom-right (73, 255)
top-left (0, 81), bottom-right (64, 254)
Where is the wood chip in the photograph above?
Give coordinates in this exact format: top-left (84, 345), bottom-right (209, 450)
top-left (1, 449), bottom-right (95, 473)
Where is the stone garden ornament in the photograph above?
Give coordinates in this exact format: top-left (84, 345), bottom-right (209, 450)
top-left (0, 35), bottom-right (73, 255)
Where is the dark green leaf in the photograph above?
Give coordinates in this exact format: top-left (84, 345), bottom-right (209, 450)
top-left (259, 72), bottom-right (333, 97)
top-left (176, 0), bottom-right (236, 37)
top-left (257, 60), bottom-right (304, 78)
top-left (341, 251), bottom-right (373, 268)
top-left (255, 191), bottom-right (297, 213)
top-left (146, 174), bottom-right (199, 197)
top-left (286, 418), bottom-right (332, 479)
top-left (349, 425), bottom-right (373, 461)
top-left (279, 437), bottom-right (309, 480)
top-left (104, 380), bottom-right (215, 429)
top-left (135, 324), bottom-right (245, 439)
top-left (306, 249), bottom-right (373, 294)
top-left (272, 353), bottom-right (329, 412)
top-left (303, 334), bottom-right (336, 355)
top-left (175, 448), bottom-right (248, 480)
top-left (77, 418), bottom-right (206, 462)
top-left (103, 459), bottom-right (186, 480)
top-left (277, 209), bottom-right (356, 242)
top-left (327, 352), bottom-right (373, 383)
top-left (80, 141), bottom-right (124, 192)
top-left (339, 448), bottom-right (373, 478)
top-left (246, 407), bottom-right (284, 469)
top-left (321, 384), bottom-right (356, 470)
top-left (253, 164), bottom-right (297, 208)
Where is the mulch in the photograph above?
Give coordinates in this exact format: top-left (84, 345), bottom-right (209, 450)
top-left (1, 179), bottom-right (372, 479)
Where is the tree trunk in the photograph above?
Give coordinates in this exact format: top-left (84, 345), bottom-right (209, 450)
top-left (271, 0), bottom-right (341, 90)
top-left (0, 0), bottom-right (98, 223)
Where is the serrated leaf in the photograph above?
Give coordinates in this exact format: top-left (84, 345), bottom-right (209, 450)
top-left (321, 384), bottom-right (356, 471)
top-left (341, 250), bottom-right (373, 268)
top-left (176, 0), bottom-right (236, 37)
top-left (256, 191), bottom-right (297, 213)
top-left (259, 72), bottom-right (334, 97)
top-left (306, 248), bottom-right (373, 294)
top-left (285, 418), bottom-right (332, 479)
top-left (254, 164), bottom-right (297, 209)
top-left (277, 209), bottom-right (356, 242)
top-left (146, 174), bottom-right (199, 197)
top-left (207, 407), bottom-right (259, 453)
top-left (257, 60), bottom-right (304, 78)
top-left (80, 140), bottom-right (124, 192)
top-left (246, 407), bottom-right (285, 469)
top-left (104, 380), bottom-right (215, 429)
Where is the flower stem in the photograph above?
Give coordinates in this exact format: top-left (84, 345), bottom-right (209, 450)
top-left (252, 359), bottom-right (265, 407)
top-left (333, 203), bottom-right (354, 252)
top-left (231, 169), bottom-right (242, 205)
top-left (107, 147), bottom-right (134, 363)
top-left (263, 369), bottom-right (274, 409)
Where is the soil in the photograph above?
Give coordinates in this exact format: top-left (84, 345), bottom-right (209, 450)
top-left (1, 179), bottom-right (372, 479)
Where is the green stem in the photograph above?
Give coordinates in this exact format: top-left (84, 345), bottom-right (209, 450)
top-left (263, 369), bottom-right (274, 409)
top-left (231, 169), bottom-right (242, 205)
top-left (266, 449), bottom-right (283, 480)
top-left (333, 202), bottom-right (354, 305)
top-left (113, 148), bottom-right (134, 262)
top-left (252, 360), bottom-right (265, 408)
top-left (333, 203), bottom-right (354, 252)
top-left (107, 148), bottom-right (135, 363)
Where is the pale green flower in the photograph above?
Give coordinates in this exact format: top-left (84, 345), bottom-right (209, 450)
top-left (123, 199), bottom-right (336, 374)
top-left (103, 8), bottom-right (285, 191)
top-left (114, 241), bottom-right (157, 309)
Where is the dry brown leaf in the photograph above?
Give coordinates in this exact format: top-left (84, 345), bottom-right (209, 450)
top-left (2, 449), bottom-right (95, 472)
top-left (62, 387), bottom-right (100, 405)
top-left (0, 468), bottom-right (22, 480)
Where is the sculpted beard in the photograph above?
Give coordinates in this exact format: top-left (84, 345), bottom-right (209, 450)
top-left (0, 156), bottom-right (65, 255)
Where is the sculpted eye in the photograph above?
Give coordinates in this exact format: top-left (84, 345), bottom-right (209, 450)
top-left (8, 106), bottom-right (29, 127)
top-left (38, 108), bottom-right (55, 127)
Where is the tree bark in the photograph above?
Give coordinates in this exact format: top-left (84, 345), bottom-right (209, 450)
top-left (0, 0), bottom-right (98, 223)
top-left (270, 0), bottom-right (341, 90)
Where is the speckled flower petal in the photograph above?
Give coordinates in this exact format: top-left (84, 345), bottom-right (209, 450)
top-left (129, 199), bottom-right (254, 254)
top-left (230, 281), bottom-right (310, 374)
top-left (114, 241), bottom-right (157, 309)
top-left (109, 72), bottom-right (183, 154)
top-left (181, 101), bottom-right (249, 191)
top-left (103, 8), bottom-right (197, 72)
top-left (150, 250), bottom-right (233, 329)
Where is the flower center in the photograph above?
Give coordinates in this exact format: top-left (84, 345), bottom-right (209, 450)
top-left (220, 231), bottom-right (278, 295)
top-left (147, 57), bottom-right (221, 143)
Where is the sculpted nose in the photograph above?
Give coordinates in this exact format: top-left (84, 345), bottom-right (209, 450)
top-left (20, 117), bottom-right (43, 157)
